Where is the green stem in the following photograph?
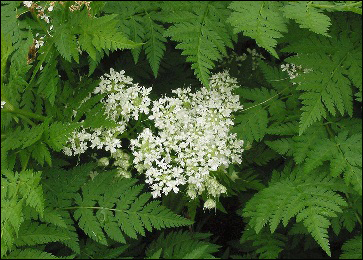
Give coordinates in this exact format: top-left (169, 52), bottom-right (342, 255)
top-left (61, 206), bottom-right (120, 212)
top-left (241, 86), bottom-right (290, 112)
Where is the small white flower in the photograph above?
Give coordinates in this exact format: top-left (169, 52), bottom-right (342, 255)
top-left (203, 199), bottom-right (216, 210)
top-left (98, 157), bottom-right (109, 167)
top-left (1, 101), bottom-right (6, 109)
top-left (23, 1), bottom-right (32, 8)
top-left (48, 5), bottom-right (54, 12)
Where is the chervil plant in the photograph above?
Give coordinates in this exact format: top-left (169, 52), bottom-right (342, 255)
top-left (1, 1), bottom-right (362, 259)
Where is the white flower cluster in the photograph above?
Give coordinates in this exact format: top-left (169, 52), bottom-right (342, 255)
top-left (246, 48), bottom-right (265, 70)
top-left (218, 48), bottom-right (265, 73)
top-left (63, 68), bottom-right (151, 156)
top-left (130, 71), bottom-right (244, 208)
top-left (94, 68), bottom-right (152, 122)
top-left (63, 125), bottom-right (125, 156)
top-left (280, 63), bottom-right (312, 82)
top-left (1, 101), bottom-right (6, 109)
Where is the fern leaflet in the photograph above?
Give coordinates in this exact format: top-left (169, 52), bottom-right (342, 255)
top-left (340, 235), bottom-right (362, 259)
top-left (164, 2), bottom-right (233, 86)
top-left (243, 166), bottom-right (348, 256)
top-left (71, 172), bottom-right (193, 245)
top-left (228, 1), bottom-right (287, 58)
top-left (146, 231), bottom-right (220, 259)
top-left (282, 1), bottom-right (331, 36)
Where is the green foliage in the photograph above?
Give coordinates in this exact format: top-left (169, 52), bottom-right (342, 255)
top-left (228, 1), bottom-right (287, 58)
top-left (282, 15), bottom-right (362, 134)
top-left (163, 1), bottom-right (234, 86)
top-left (240, 227), bottom-right (287, 259)
top-left (1, 169), bottom-right (44, 256)
top-left (281, 1), bottom-right (332, 36)
top-left (1, 1), bottom-right (362, 259)
top-left (243, 166), bottom-right (348, 256)
top-left (146, 231), bottom-right (220, 259)
top-left (340, 235), bottom-right (362, 259)
top-left (71, 172), bottom-right (193, 245)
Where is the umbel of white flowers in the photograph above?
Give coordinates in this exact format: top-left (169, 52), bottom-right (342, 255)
top-left (130, 71), bottom-right (244, 209)
top-left (63, 69), bottom-right (244, 209)
top-left (63, 69), bottom-right (151, 156)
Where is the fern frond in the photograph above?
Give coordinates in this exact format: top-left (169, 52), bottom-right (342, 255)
top-left (164, 2), bottom-right (233, 86)
top-left (304, 131), bottom-right (362, 195)
top-left (228, 1), bottom-right (287, 58)
top-left (331, 208), bottom-right (357, 235)
top-left (233, 107), bottom-right (268, 142)
top-left (1, 1), bottom-right (33, 66)
top-left (31, 142), bottom-right (52, 167)
top-left (282, 17), bottom-right (361, 134)
top-left (4, 249), bottom-right (58, 259)
top-left (44, 122), bottom-right (80, 152)
top-left (265, 138), bottom-right (293, 156)
top-left (14, 222), bottom-right (70, 247)
top-left (79, 13), bottom-right (141, 55)
top-left (43, 163), bottom-right (96, 208)
top-left (243, 166), bottom-right (348, 256)
top-left (54, 25), bottom-right (79, 63)
top-left (282, 2), bottom-right (331, 36)
top-left (267, 121), bottom-right (299, 136)
top-left (1, 169), bottom-right (44, 256)
top-left (146, 231), bottom-right (220, 259)
top-left (36, 53), bottom-right (59, 105)
top-left (291, 123), bottom-right (328, 164)
top-left (240, 227), bottom-right (287, 259)
top-left (143, 12), bottom-right (166, 78)
top-left (71, 172), bottom-right (193, 245)
top-left (233, 87), bottom-right (278, 142)
top-left (104, 1), bottom-right (146, 63)
top-left (340, 235), bottom-right (362, 259)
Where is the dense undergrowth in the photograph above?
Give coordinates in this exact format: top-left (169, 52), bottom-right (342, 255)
top-left (1, 1), bottom-right (362, 259)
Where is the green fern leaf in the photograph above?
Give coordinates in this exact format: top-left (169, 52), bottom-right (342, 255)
top-left (31, 142), bottom-right (52, 167)
top-left (72, 172), bottom-right (193, 245)
top-left (228, 1), bottom-right (287, 58)
top-left (164, 2), bottom-right (233, 86)
top-left (1, 1), bottom-right (33, 66)
top-left (79, 14), bottom-right (141, 53)
top-left (340, 235), bottom-right (362, 259)
top-left (243, 166), bottom-right (348, 256)
top-left (36, 54), bottom-right (59, 105)
top-left (4, 249), bottom-right (58, 259)
top-left (78, 239), bottom-right (129, 259)
top-left (282, 2), bottom-right (331, 36)
top-left (265, 138), bottom-right (293, 156)
top-left (14, 222), bottom-right (70, 247)
top-left (144, 13), bottom-right (166, 78)
top-left (234, 86), bottom-right (280, 142)
top-left (1, 169), bottom-right (44, 256)
top-left (304, 131), bottom-right (362, 195)
top-left (331, 208), bottom-right (358, 235)
top-left (146, 231), bottom-right (220, 259)
top-left (233, 107), bottom-right (268, 142)
top-left (291, 124), bottom-right (328, 164)
top-left (282, 17), bottom-right (361, 134)
top-left (103, 2), bottom-right (149, 64)
top-left (54, 25), bottom-right (79, 63)
top-left (267, 122), bottom-right (299, 136)
top-left (45, 122), bottom-right (80, 152)
top-left (240, 227), bottom-right (287, 259)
